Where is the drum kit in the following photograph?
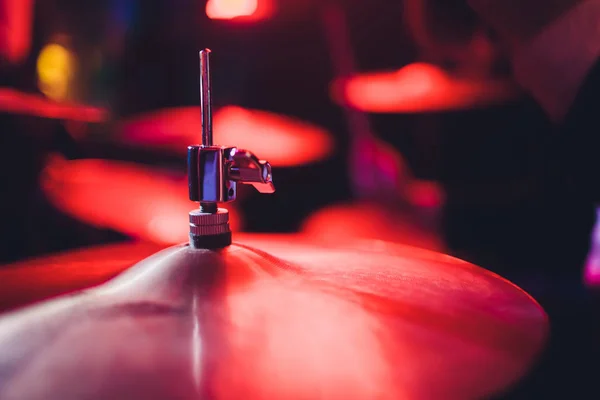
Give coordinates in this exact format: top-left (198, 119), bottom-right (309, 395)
top-left (0, 49), bottom-right (549, 399)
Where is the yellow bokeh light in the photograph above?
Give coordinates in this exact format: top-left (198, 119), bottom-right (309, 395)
top-left (36, 43), bottom-right (76, 101)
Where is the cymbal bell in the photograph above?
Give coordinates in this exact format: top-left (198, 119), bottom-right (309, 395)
top-left (117, 106), bottom-right (334, 167)
top-left (331, 62), bottom-right (520, 113)
top-left (40, 155), bottom-right (243, 244)
top-left (0, 234), bottom-right (547, 399)
top-left (0, 88), bottom-right (108, 122)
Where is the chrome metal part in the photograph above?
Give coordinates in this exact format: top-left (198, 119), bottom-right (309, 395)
top-left (188, 146), bottom-right (275, 203)
top-left (228, 148), bottom-right (275, 194)
top-left (199, 49), bottom-right (213, 147)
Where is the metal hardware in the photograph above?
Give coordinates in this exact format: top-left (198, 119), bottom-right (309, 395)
top-left (187, 49), bottom-right (276, 249)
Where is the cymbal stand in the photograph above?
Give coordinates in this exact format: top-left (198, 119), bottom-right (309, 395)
top-left (320, 2), bottom-right (405, 204)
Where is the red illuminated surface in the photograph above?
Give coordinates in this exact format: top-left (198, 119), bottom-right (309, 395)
top-left (0, 234), bottom-right (547, 399)
top-left (0, 0), bottom-right (33, 64)
top-left (405, 179), bottom-right (445, 209)
top-left (40, 156), bottom-right (242, 245)
top-left (118, 105), bottom-right (333, 167)
top-left (205, 0), bottom-right (273, 21)
top-left (0, 241), bottom-right (164, 313)
top-left (301, 202), bottom-right (445, 252)
top-left (333, 62), bottom-right (519, 113)
top-left (0, 88), bottom-right (108, 121)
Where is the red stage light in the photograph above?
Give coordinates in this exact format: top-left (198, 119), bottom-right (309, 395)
top-left (0, 0), bottom-right (34, 64)
top-left (206, 0), bottom-right (273, 21)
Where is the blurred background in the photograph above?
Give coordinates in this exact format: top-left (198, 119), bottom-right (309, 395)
top-left (1, 0), bottom-right (599, 398)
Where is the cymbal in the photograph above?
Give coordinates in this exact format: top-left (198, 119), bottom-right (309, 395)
top-left (0, 234), bottom-right (547, 399)
top-left (117, 105), bottom-right (334, 167)
top-left (0, 88), bottom-right (108, 122)
top-left (301, 201), bottom-right (445, 252)
top-left (331, 62), bottom-right (520, 113)
top-left (0, 241), bottom-right (164, 313)
top-left (40, 155), bottom-right (243, 244)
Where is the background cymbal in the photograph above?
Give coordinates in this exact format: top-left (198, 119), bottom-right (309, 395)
top-left (0, 235), bottom-right (547, 399)
top-left (300, 201), bottom-right (445, 252)
top-left (0, 88), bottom-right (108, 122)
top-left (117, 105), bottom-right (334, 167)
top-left (40, 155), bottom-right (242, 244)
top-left (331, 62), bottom-right (519, 113)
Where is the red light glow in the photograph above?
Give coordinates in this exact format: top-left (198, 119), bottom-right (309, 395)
top-left (206, 0), bottom-right (273, 21)
top-left (333, 62), bottom-right (519, 113)
top-left (40, 156), bottom-right (243, 245)
top-left (301, 202), bottom-right (445, 252)
top-left (0, 88), bottom-right (107, 122)
top-left (118, 105), bottom-right (334, 167)
top-left (405, 180), bottom-right (445, 209)
top-left (0, 0), bottom-right (34, 64)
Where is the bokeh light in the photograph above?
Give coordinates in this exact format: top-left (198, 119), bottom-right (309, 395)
top-left (206, 0), bottom-right (273, 21)
top-left (36, 43), bottom-right (76, 101)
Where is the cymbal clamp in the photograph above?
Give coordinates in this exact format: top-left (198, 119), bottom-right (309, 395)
top-left (187, 145), bottom-right (275, 249)
top-left (187, 145), bottom-right (274, 204)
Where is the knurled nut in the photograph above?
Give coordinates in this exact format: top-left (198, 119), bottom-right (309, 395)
top-left (189, 208), bottom-right (229, 225)
top-left (189, 223), bottom-right (230, 236)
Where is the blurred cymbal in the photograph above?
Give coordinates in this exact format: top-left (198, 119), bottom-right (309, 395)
top-left (40, 155), bottom-right (242, 244)
top-left (117, 105), bottom-right (334, 167)
top-left (0, 88), bottom-right (108, 122)
top-left (331, 62), bottom-right (519, 113)
top-left (301, 201), bottom-right (445, 252)
top-left (0, 234), bottom-right (547, 399)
